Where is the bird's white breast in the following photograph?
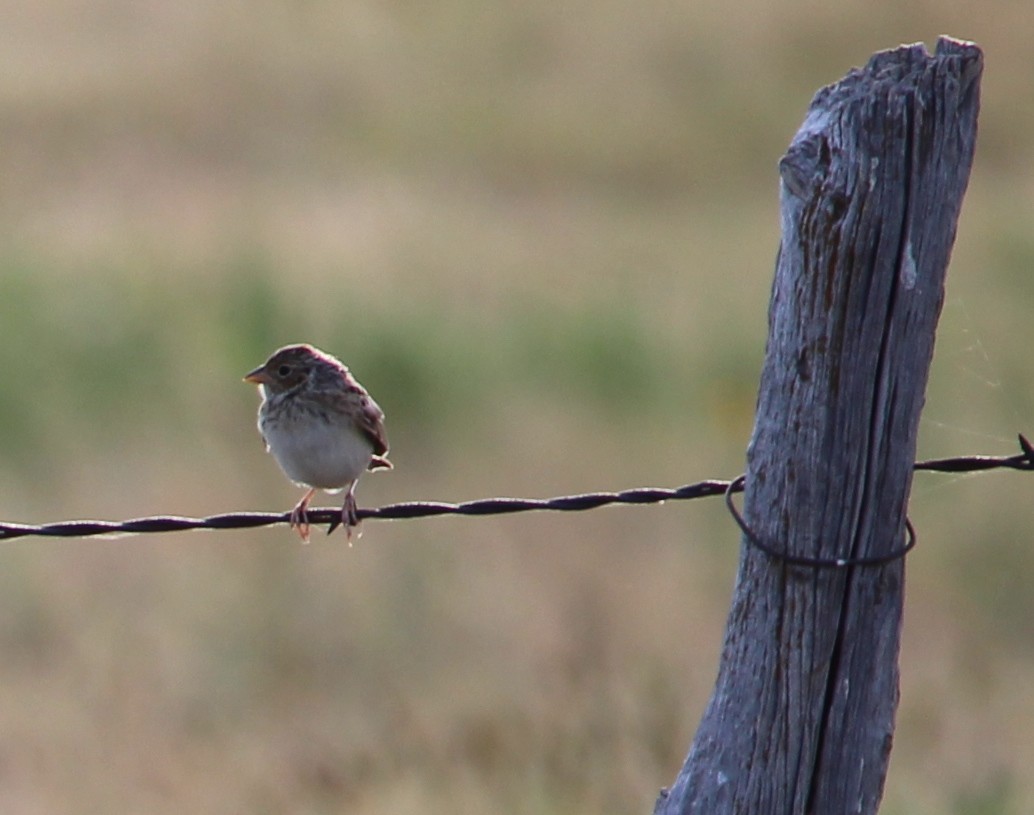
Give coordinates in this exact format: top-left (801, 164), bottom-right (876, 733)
top-left (259, 401), bottom-right (374, 491)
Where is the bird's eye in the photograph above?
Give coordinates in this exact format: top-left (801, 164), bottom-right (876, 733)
top-left (277, 365), bottom-right (291, 377)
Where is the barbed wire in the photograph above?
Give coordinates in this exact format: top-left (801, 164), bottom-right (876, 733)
top-left (0, 434), bottom-right (1030, 541)
top-left (725, 474), bottom-right (919, 568)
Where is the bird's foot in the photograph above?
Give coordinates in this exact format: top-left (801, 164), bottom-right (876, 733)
top-left (289, 489), bottom-right (316, 543)
top-left (327, 487), bottom-right (361, 544)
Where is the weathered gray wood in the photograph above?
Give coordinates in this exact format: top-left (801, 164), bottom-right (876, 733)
top-left (655, 38), bottom-right (981, 815)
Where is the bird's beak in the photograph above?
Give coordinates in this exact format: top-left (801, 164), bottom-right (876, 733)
top-left (243, 366), bottom-right (270, 385)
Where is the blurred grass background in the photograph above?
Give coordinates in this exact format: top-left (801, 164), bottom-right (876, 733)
top-left (0, 1), bottom-right (1031, 813)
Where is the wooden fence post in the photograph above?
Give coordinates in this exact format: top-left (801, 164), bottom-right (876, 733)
top-left (655, 38), bottom-right (982, 815)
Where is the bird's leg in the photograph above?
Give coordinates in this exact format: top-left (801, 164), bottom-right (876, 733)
top-left (289, 487), bottom-right (317, 543)
top-left (327, 481), bottom-right (360, 543)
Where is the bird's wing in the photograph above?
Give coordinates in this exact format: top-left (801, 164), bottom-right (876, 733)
top-left (339, 367), bottom-right (391, 461)
top-left (354, 393), bottom-right (391, 459)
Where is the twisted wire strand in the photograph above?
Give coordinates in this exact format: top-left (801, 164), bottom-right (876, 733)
top-left (0, 435), bottom-right (1030, 541)
top-left (725, 474), bottom-right (918, 568)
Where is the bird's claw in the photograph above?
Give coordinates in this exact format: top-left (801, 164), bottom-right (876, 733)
top-left (289, 497), bottom-right (313, 544)
top-left (327, 491), bottom-right (361, 544)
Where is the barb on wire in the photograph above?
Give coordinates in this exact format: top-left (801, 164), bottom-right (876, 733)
top-left (0, 434), bottom-right (1031, 541)
top-left (914, 433), bottom-right (1034, 473)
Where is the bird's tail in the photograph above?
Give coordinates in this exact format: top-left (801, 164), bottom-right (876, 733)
top-left (369, 455), bottom-right (393, 471)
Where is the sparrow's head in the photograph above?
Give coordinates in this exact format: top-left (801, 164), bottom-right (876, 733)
top-left (244, 344), bottom-right (341, 395)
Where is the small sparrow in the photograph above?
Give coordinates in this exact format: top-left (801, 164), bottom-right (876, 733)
top-left (244, 344), bottom-right (391, 542)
